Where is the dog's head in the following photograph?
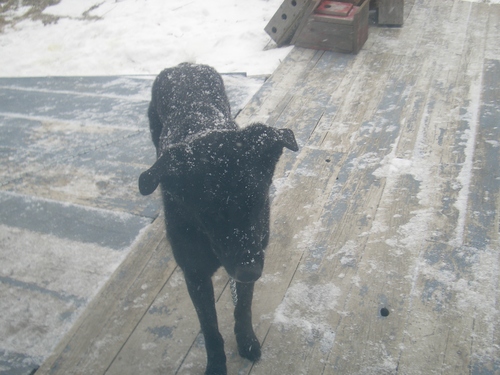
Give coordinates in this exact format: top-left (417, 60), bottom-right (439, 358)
top-left (139, 124), bottom-right (298, 282)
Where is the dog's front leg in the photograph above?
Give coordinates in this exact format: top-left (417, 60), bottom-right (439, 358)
top-left (185, 272), bottom-right (226, 375)
top-left (234, 282), bottom-right (261, 362)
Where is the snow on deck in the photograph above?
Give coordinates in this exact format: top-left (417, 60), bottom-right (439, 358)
top-left (9, 0), bottom-right (500, 374)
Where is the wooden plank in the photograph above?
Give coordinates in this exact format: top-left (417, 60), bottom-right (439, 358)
top-left (378, 0), bottom-right (404, 25)
top-left (235, 47), bottom-right (321, 126)
top-left (463, 57), bottom-right (500, 374)
top-left (264, 0), bottom-right (311, 46)
top-left (250, 0), bottom-right (500, 373)
top-left (316, 51), bottom-right (399, 149)
top-left (294, 19), bottom-right (360, 53)
top-left (467, 58), bottom-right (500, 250)
top-left (366, 0), bottom-right (460, 57)
top-left (315, 51), bottom-right (431, 373)
top-left (328, 69), bottom-right (459, 374)
top-left (391, 3), bottom-right (497, 374)
top-left (0, 192), bottom-right (150, 250)
top-left (322, 176), bottom-right (421, 374)
top-left (290, 0), bottom-right (322, 44)
top-left (321, 2), bottom-right (491, 366)
top-left (105, 266), bottom-right (231, 374)
top-left (374, 39), bottom-right (474, 374)
top-left (485, 2), bottom-right (500, 61)
top-left (36, 216), bottom-right (174, 375)
top-left (250, 52), bottom-right (424, 374)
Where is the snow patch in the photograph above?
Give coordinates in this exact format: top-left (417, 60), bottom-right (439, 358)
top-left (294, 167), bottom-right (318, 177)
top-left (450, 64), bottom-right (483, 248)
top-left (349, 152), bottom-right (381, 171)
top-left (485, 139), bottom-right (499, 147)
top-left (0, 224), bottom-right (127, 360)
top-left (327, 240), bottom-right (359, 267)
top-left (294, 220), bottom-right (328, 251)
top-left (259, 271), bottom-right (282, 284)
top-left (372, 156), bottom-right (413, 180)
top-left (168, 270), bottom-right (185, 288)
top-left (271, 176), bottom-right (294, 199)
top-left (274, 282), bottom-right (340, 353)
top-left (416, 245), bottom-right (500, 360)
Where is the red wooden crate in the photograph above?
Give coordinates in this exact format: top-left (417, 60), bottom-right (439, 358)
top-left (292, 0), bottom-right (369, 53)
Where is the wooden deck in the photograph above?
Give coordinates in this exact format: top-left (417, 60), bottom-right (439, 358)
top-left (37, 1), bottom-right (500, 374)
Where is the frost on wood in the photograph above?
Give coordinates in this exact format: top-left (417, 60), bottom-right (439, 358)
top-left (274, 282), bottom-right (340, 353)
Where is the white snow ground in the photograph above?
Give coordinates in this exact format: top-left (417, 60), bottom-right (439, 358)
top-left (0, 0), bottom-right (293, 77)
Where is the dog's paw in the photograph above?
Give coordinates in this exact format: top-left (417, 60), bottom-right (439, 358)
top-left (205, 362), bottom-right (227, 375)
top-left (236, 332), bottom-right (261, 362)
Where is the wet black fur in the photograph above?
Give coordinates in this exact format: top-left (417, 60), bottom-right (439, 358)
top-left (139, 63), bottom-right (298, 375)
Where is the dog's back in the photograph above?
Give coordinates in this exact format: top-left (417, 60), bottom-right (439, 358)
top-left (148, 63), bottom-right (237, 152)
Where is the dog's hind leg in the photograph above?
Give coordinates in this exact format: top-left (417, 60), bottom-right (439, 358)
top-left (234, 282), bottom-right (261, 362)
top-left (184, 272), bottom-right (227, 375)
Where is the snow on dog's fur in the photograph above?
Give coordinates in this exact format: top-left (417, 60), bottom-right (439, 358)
top-left (139, 63), bottom-right (298, 375)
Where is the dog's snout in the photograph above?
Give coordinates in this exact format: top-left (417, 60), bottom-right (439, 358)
top-left (234, 265), bottom-right (262, 283)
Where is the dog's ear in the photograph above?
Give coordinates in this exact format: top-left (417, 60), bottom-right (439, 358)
top-left (138, 144), bottom-right (194, 196)
top-left (243, 124), bottom-right (299, 154)
top-left (276, 128), bottom-right (299, 152)
top-left (138, 168), bottom-right (160, 196)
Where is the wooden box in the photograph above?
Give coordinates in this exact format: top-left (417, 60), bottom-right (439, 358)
top-left (292, 0), bottom-right (369, 54)
top-left (264, 0), bottom-right (311, 47)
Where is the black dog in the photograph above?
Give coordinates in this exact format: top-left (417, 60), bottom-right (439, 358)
top-left (139, 63), bottom-right (298, 375)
